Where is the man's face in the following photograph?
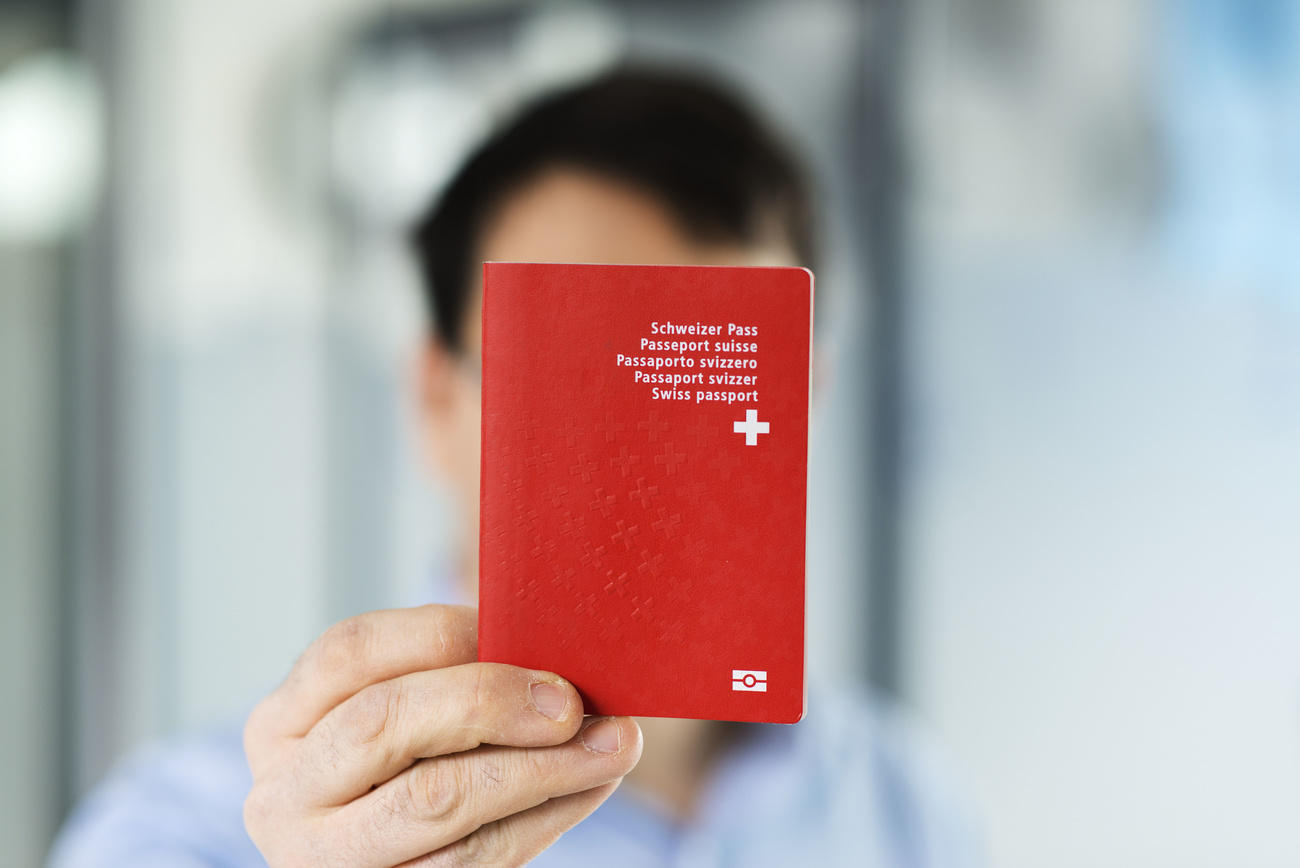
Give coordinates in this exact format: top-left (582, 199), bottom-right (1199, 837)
top-left (419, 165), bottom-right (797, 586)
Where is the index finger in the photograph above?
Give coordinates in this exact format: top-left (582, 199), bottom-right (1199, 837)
top-left (252, 604), bottom-right (478, 740)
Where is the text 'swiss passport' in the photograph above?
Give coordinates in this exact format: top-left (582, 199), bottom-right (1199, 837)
top-left (478, 262), bottom-right (812, 723)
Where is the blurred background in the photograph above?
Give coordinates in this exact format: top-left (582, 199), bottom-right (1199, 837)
top-left (1, 0), bottom-right (1298, 865)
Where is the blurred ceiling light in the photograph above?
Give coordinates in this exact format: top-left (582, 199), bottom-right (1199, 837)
top-left (0, 51), bottom-right (102, 244)
top-left (514, 1), bottom-right (624, 94)
top-left (329, 49), bottom-right (487, 229)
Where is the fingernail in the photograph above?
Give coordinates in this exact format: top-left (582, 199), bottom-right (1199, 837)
top-left (582, 718), bottom-right (621, 754)
top-left (530, 681), bottom-right (568, 720)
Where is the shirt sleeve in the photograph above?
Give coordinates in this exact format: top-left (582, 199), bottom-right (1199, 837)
top-left (856, 691), bottom-right (988, 868)
top-left (48, 725), bottom-right (265, 868)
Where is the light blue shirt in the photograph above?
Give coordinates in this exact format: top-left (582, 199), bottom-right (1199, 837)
top-left (50, 683), bottom-right (981, 867)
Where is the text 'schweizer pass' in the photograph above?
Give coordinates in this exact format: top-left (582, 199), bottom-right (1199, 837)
top-left (477, 262), bottom-right (812, 723)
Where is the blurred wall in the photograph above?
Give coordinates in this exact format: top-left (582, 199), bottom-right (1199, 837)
top-left (79, 0), bottom-right (361, 785)
top-left (0, 6), bottom-right (102, 865)
top-left (1, 245), bottom-right (64, 868)
top-left (903, 1), bottom-right (1300, 866)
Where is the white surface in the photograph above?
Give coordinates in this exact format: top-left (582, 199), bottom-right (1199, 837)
top-left (906, 254), bottom-right (1300, 868)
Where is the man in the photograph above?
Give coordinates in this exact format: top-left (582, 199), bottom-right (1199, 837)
top-left (52, 67), bottom-right (979, 867)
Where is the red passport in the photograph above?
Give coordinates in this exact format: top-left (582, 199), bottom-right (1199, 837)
top-left (478, 262), bottom-right (812, 723)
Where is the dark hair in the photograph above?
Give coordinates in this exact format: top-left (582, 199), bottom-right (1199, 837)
top-left (410, 64), bottom-right (817, 352)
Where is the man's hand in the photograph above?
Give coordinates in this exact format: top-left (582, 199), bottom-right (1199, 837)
top-left (243, 605), bottom-right (641, 867)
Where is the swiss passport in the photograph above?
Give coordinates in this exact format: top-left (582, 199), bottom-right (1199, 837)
top-left (478, 262), bottom-right (812, 723)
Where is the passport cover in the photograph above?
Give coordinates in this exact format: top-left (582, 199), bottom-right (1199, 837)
top-left (478, 262), bottom-right (812, 723)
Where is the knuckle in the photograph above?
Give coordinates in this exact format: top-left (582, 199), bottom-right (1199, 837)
top-left (244, 785), bottom-right (335, 868)
top-left (243, 704), bottom-right (270, 769)
top-left (242, 785), bottom-right (272, 842)
top-left (337, 680), bottom-right (403, 747)
top-left (244, 698), bottom-right (269, 741)
top-left (459, 822), bottom-right (515, 865)
top-left (314, 615), bottom-right (373, 673)
top-left (418, 826), bottom-right (515, 868)
top-left (402, 761), bottom-right (464, 825)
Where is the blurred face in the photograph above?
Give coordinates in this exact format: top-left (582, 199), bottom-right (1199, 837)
top-left (418, 165), bottom-right (797, 588)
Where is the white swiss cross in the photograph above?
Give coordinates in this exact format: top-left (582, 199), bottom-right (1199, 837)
top-left (732, 409), bottom-right (770, 446)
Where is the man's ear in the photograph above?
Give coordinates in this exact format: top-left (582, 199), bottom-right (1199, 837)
top-left (415, 338), bottom-right (466, 483)
top-left (418, 338), bottom-right (459, 419)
